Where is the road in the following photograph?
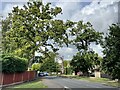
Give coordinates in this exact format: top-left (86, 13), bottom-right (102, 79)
top-left (42, 76), bottom-right (118, 90)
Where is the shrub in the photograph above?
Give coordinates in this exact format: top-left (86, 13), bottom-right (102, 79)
top-left (1, 54), bottom-right (28, 73)
top-left (32, 63), bottom-right (41, 71)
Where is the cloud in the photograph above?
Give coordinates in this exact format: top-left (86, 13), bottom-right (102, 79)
top-left (55, 2), bottom-right (81, 20)
top-left (58, 46), bottom-right (78, 60)
top-left (90, 43), bottom-right (103, 57)
top-left (2, 2), bottom-right (27, 18)
top-left (71, 0), bottom-right (118, 33)
top-left (1, 0), bottom-right (28, 2)
top-left (56, 1), bottom-right (118, 59)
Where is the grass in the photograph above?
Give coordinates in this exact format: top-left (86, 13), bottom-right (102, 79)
top-left (61, 75), bottom-right (120, 87)
top-left (6, 78), bottom-right (47, 88)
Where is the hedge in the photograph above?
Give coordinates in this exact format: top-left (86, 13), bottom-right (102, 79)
top-left (1, 54), bottom-right (28, 73)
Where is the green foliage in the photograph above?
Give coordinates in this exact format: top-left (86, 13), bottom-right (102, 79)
top-left (63, 60), bottom-right (70, 68)
top-left (63, 60), bottom-right (73, 75)
top-left (2, 1), bottom-right (70, 66)
top-left (32, 56), bottom-right (43, 63)
top-left (102, 24), bottom-right (120, 80)
top-left (40, 59), bottom-right (59, 73)
top-left (64, 67), bottom-right (73, 75)
top-left (69, 21), bottom-right (103, 75)
top-left (70, 51), bottom-right (100, 75)
top-left (70, 21), bottom-right (103, 51)
top-left (32, 63), bottom-right (41, 71)
top-left (1, 54), bottom-right (28, 73)
top-left (40, 52), bottom-right (60, 73)
top-left (2, 1), bottom-right (104, 71)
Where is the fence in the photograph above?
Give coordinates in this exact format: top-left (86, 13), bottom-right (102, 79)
top-left (0, 71), bottom-right (36, 86)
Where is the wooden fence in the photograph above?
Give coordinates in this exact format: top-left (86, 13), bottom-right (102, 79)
top-left (0, 71), bottom-right (36, 86)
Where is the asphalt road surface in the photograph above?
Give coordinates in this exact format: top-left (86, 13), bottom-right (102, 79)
top-left (42, 76), bottom-right (119, 90)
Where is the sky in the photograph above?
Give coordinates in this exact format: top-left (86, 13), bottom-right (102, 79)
top-left (0, 0), bottom-right (119, 60)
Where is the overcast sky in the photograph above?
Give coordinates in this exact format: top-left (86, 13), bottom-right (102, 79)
top-left (0, 0), bottom-right (119, 60)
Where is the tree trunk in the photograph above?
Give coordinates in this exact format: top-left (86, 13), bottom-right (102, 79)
top-left (83, 72), bottom-right (89, 77)
top-left (75, 70), bottom-right (77, 75)
top-left (28, 52), bottom-right (35, 68)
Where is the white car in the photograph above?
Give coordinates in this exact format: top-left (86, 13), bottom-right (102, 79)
top-left (43, 72), bottom-right (49, 76)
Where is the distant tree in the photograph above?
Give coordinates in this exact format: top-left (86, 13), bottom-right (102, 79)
top-left (70, 51), bottom-right (100, 75)
top-left (63, 60), bottom-right (69, 68)
top-left (40, 52), bottom-right (60, 73)
top-left (63, 60), bottom-right (72, 75)
top-left (102, 24), bottom-right (120, 82)
top-left (40, 59), bottom-right (59, 73)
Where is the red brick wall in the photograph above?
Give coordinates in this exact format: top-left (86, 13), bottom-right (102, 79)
top-left (0, 71), bottom-right (36, 85)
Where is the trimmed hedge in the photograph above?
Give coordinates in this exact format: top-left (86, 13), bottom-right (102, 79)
top-left (1, 54), bottom-right (28, 73)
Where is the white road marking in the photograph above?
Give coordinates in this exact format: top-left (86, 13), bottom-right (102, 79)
top-left (64, 86), bottom-right (69, 88)
top-left (64, 86), bottom-right (71, 90)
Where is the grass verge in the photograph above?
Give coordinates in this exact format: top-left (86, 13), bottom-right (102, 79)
top-left (61, 75), bottom-right (120, 87)
top-left (5, 78), bottom-right (47, 88)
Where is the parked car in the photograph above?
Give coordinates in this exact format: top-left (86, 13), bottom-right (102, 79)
top-left (38, 72), bottom-right (44, 77)
top-left (43, 72), bottom-right (49, 76)
top-left (38, 72), bottom-right (49, 77)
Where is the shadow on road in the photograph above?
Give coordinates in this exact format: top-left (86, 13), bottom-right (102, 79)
top-left (41, 76), bottom-right (59, 79)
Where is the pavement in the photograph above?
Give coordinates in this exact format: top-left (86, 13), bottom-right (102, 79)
top-left (41, 76), bottom-right (119, 90)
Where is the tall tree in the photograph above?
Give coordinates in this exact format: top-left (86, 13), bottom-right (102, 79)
top-left (2, 1), bottom-right (70, 66)
top-left (70, 21), bottom-right (103, 75)
top-left (102, 24), bottom-right (120, 82)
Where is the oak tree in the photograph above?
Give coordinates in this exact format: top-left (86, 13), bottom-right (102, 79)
top-left (2, 1), bottom-right (70, 66)
top-left (70, 21), bottom-right (103, 75)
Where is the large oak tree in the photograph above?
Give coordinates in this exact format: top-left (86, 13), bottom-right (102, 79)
top-left (2, 1), bottom-right (70, 66)
top-left (70, 21), bottom-right (103, 75)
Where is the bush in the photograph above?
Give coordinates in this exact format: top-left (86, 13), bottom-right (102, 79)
top-left (32, 63), bottom-right (41, 71)
top-left (1, 54), bottom-right (28, 73)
